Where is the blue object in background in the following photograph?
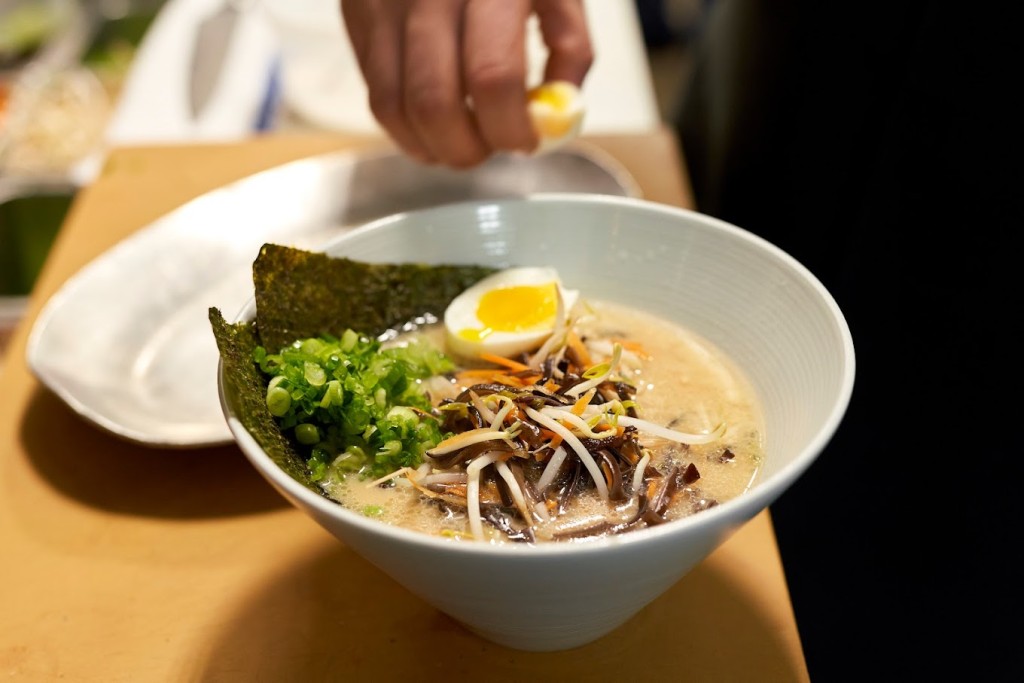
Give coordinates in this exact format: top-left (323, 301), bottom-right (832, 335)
top-left (253, 55), bottom-right (281, 132)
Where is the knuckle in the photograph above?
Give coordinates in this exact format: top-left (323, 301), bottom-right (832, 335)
top-left (551, 34), bottom-right (594, 71)
top-left (405, 87), bottom-right (457, 125)
top-left (466, 61), bottom-right (523, 98)
top-left (367, 86), bottom-right (405, 128)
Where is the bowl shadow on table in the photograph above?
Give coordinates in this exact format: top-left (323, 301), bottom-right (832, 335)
top-left (19, 387), bottom-right (288, 518)
top-left (194, 541), bottom-right (808, 681)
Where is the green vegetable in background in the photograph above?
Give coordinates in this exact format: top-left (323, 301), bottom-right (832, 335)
top-left (254, 330), bottom-right (454, 481)
top-left (0, 3), bottom-right (67, 64)
top-left (0, 191), bottom-right (74, 296)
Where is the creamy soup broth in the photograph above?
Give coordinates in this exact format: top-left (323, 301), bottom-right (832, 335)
top-left (320, 299), bottom-right (765, 542)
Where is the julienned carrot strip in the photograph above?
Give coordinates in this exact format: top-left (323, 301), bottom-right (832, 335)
top-left (492, 373), bottom-right (528, 387)
top-left (558, 419), bottom-right (579, 432)
top-left (571, 391), bottom-right (591, 416)
top-left (478, 352), bottom-right (531, 372)
top-left (457, 368), bottom-right (504, 378)
top-left (610, 337), bottom-right (649, 357)
top-left (455, 369), bottom-right (542, 386)
top-left (533, 432), bottom-right (563, 460)
top-left (593, 422), bottom-right (626, 436)
top-left (539, 430), bottom-right (563, 447)
top-left (566, 331), bottom-right (592, 368)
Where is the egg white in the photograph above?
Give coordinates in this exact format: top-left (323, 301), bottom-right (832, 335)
top-left (527, 81), bottom-right (585, 153)
top-left (444, 267), bottom-right (579, 359)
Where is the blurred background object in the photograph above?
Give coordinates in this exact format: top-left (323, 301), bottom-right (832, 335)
top-left (1, 0), bottom-right (163, 177)
top-left (0, 0), bottom-right (165, 355)
top-left (0, 176), bottom-right (75, 353)
top-left (0, 0), bottom-right (706, 182)
top-left (0, 0), bottom-right (708, 359)
top-left (258, 0), bottom-right (664, 136)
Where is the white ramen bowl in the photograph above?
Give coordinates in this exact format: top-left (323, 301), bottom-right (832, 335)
top-left (218, 193), bottom-right (855, 651)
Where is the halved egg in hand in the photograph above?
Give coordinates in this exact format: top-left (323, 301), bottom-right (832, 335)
top-left (444, 267), bottom-right (580, 360)
top-left (527, 80), bottom-right (585, 153)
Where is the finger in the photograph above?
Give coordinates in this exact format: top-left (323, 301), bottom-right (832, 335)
top-left (533, 0), bottom-right (594, 85)
top-left (462, 0), bottom-right (536, 153)
top-left (341, 0), bottom-right (434, 163)
top-left (403, 0), bottom-right (490, 167)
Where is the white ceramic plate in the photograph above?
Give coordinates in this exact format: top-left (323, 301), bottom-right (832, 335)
top-left (26, 145), bottom-right (640, 448)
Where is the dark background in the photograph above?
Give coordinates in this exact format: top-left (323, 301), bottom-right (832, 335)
top-left (640, 0), bottom-right (1020, 678)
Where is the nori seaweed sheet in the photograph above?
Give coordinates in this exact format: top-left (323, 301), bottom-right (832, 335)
top-left (253, 244), bottom-right (498, 352)
top-left (209, 243), bottom-right (498, 493)
top-left (209, 307), bottom-right (315, 489)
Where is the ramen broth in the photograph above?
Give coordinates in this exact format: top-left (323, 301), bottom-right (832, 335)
top-left (319, 299), bottom-right (765, 543)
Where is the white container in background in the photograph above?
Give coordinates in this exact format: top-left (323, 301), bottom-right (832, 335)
top-left (257, 0), bottom-right (661, 136)
top-left (102, 0), bottom-right (658, 143)
top-left (259, 0), bottom-right (373, 132)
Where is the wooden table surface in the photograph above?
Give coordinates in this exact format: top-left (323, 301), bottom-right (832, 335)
top-left (0, 128), bottom-right (810, 681)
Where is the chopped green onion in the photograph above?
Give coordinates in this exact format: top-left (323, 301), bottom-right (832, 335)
top-left (295, 423), bottom-right (320, 445)
top-left (304, 361), bottom-right (326, 387)
top-left (266, 385), bottom-right (291, 416)
top-left (254, 329), bottom-right (454, 480)
top-left (320, 379), bottom-right (343, 408)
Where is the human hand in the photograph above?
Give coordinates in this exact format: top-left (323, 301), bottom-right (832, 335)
top-left (340, 0), bottom-right (593, 168)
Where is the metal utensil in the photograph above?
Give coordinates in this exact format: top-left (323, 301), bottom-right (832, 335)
top-left (188, 0), bottom-right (251, 119)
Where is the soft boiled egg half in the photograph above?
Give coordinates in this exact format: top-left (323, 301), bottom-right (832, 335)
top-left (444, 267), bottom-right (579, 359)
top-left (527, 80), bottom-right (585, 153)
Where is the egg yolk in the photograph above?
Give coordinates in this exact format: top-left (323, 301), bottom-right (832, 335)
top-left (530, 85), bottom-right (570, 110)
top-left (528, 82), bottom-right (579, 140)
top-left (457, 283), bottom-right (559, 343)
